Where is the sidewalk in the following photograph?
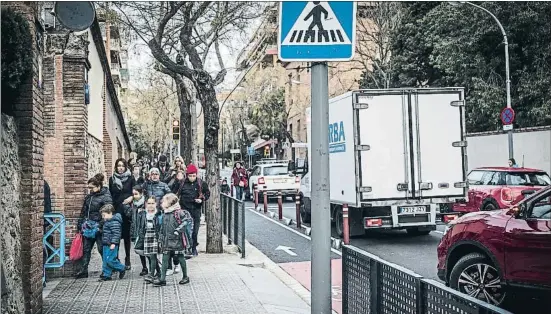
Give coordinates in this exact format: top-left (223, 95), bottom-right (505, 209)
top-left (43, 218), bottom-right (311, 314)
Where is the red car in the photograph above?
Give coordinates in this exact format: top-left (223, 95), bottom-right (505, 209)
top-left (437, 185), bottom-right (551, 307)
top-left (454, 167), bottom-right (551, 213)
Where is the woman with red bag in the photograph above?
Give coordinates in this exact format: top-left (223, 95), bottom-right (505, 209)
top-left (74, 174), bottom-right (113, 279)
top-left (231, 162), bottom-right (248, 201)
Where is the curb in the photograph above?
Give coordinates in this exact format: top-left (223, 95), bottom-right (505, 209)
top-left (259, 209), bottom-right (342, 251)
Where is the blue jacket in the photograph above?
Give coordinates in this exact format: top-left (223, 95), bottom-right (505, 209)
top-left (143, 180), bottom-right (171, 209)
top-left (102, 213), bottom-right (123, 246)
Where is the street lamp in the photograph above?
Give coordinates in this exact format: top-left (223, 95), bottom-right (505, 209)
top-left (450, 1), bottom-right (513, 159)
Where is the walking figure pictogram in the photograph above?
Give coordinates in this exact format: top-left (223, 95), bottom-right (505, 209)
top-left (305, 1), bottom-right (329, 31)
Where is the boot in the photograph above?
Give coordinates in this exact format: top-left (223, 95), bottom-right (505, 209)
top-left (179, 276), bottom-right (190, 285)
top-left (98, 276), bottom-right (112, 282)
top-left (74, 270), bottom-right (88, 279)
top-left (152, 278), bottom-right (166, 286)
top-left (192, 247), bottom-right (198, 256)
top-left (125, 257), bottom-right (131, 270)
top-left (139, 268), bottom-right (148, 276)
top-left (144, 275), bottom-right (155, 284)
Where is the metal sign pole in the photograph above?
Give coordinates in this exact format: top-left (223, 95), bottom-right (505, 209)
top-left (310, 61), bottom-right (331, 314)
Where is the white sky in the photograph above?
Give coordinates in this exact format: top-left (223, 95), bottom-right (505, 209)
top-left (126, 17), bottom-right (262, 93)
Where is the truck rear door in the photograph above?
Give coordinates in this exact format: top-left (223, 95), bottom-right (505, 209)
top-left (354, 90), bottom-right (412, 201)
top-left (411, 89), bottom-right (467, 199)
top-left (354, 88), bottom-right (467, 202)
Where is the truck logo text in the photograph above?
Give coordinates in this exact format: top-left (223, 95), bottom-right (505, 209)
top-left (329, 121), bottom-right (346, 153)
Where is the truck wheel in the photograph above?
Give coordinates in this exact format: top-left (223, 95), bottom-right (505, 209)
top-left (335, 208), bottom-right (344, 238)
top-left (406, 228), bottom-right (431, 236)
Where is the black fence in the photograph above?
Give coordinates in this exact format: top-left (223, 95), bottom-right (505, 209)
top-left (342, 245), bottom-right (511, 314)
top-left (220, 193), bottom-right (246, 258)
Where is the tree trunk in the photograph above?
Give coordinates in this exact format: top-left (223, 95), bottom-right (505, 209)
top-left (194, 76), bottom-right (222, 254)
top-left (175, 75), bottom-right (193, 164)
top-left (190, 100), bottom-right (198, 164)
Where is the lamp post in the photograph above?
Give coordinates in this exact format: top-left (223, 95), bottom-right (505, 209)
top-left (450, 1), bottom-right (513, 159)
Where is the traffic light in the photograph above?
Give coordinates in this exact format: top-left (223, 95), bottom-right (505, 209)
top-left (172, 120), bottom-right (180, 141)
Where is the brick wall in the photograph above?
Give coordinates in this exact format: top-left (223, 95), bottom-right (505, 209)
top-left (103, 78), bottom-right (114, 177)
top-left (43, 55), bottom-right (65, 213)
top-left (1, 2), bottom-right (46, 313)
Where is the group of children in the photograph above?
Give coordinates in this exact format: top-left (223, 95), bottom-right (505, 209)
top-left (99, 189), bottom-right (193, 286)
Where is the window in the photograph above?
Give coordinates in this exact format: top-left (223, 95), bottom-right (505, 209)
top-left (489, 172), bottom-right (505, 185)
top-left (289, 123), bottom-right (293, 138)
top-left (529, 190), bottom-right (551, 219)
top-left (251, 167), bottom-right (261, 176)
top-left (297, 119), bottom-right (301, 140)
top-left (506, 172), bottom-right (551, 186)
top-left (467, 170), bottom-right (486, 185)
top-left (263, 166), bottom-right (288, 176)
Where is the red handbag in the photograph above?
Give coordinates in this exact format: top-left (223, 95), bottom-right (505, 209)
top-left (69, 233), bottom-right (84, 261)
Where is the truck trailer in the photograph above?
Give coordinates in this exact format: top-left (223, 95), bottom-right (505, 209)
top-left (299, 88), bottom-right (468, 236)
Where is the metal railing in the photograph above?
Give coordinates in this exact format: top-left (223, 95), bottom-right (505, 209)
top-left (220, 193), bottom-right (246, 258)
top-left (43, 213), bottom-right (68, 285)
top-left (342, 245), bottom-right (511, 314)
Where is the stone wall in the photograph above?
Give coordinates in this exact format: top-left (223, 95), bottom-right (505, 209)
top-left (87, 133), bottom-right (106, 179)
top-left (0, 114), bottom-right (25, 314)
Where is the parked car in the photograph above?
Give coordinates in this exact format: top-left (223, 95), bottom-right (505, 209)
top-left (248, 159), bottom-right (300, 201)
top-left (437, 185), bottom-right (551, 307)
top-left (454, 167), bottom-right (550, 213)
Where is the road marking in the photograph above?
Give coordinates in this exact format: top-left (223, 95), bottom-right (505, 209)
top-left (275, 245), bottom-right (297, 256)
top-left (433, 231), bottom-right (444, 235)
top-left (247, 207), bottom-right (343, 257)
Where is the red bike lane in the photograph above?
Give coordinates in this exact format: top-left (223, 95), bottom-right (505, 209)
top-left (279, 259), bottom-right (342, 314)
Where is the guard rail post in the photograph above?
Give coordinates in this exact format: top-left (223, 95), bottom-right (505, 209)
top-left (263, 191), bottom-right (268, 213)
top-left (343, 203), bottom-right (350, 245)
top-left (295, 193), bottom-right (301, 229)
top-left (254, 185), bottom-right (259, 210)
top-left (278, 191), bottom-right (283, 220)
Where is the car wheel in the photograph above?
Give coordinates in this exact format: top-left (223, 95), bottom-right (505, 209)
top-left (335, 208), bottom-right (344, 238)
top-left (300, 210), bottom-right (311, 224)
top-left (449, 252), bottom-right (506, 306)
top-left (406, 228), bottom-right (431, 236)
top-left (482, 200), bottom-right (499, 211)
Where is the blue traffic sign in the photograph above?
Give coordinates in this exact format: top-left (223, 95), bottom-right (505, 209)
top-left (500, 107), bottom-right (515, 125)
top-left (247, 146), bottom-right (256, 156)
top-left (278, 1), bottom-right (357, 62)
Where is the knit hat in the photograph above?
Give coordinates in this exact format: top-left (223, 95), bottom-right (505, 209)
top-left (187, 163), bottom-right (198, 174)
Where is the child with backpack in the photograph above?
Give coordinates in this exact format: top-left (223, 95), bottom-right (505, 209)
top-left (153, 193), bottom-right (193, 287)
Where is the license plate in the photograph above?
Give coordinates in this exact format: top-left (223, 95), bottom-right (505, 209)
top-left (399, 206), bottom-right (426, 214)
top-left (273, 179), bottom-right (284, 183)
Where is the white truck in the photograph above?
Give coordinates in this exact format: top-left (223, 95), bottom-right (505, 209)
top-left (299, 88), bottom-right (468, 236)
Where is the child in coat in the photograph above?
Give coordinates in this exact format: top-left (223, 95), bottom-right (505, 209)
top-left (99, 204), bottom-right (126, 281)
top-left (128, 185), bottom-right (148, 276)
top-left (138, 196), bottom-right (162, 284)
top-left (220, 178), bottom-right (230, 195)
top-left (153, 193), bottom-right (193, 287)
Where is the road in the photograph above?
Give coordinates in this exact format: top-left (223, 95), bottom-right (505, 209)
top-left (243, 197), bottom-right (445, 280)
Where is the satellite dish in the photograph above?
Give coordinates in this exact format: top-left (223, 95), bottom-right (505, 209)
top-left (55, 1), bottom-right (96, 32)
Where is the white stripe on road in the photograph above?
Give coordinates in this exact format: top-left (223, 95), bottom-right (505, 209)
top-left (246, 207), bottom-right (343, 257)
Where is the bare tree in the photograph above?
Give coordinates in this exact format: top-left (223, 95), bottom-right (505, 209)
top-left (110, 1), bottom-right (264, 253)
top-left (356, 2), bottom-right (403, 89)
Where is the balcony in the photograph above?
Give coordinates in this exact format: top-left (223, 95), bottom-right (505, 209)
top-left (111, 62), bottom-right (120, 85)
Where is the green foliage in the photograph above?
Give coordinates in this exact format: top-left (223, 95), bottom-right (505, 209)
top-left (364, 2), bottom-right (551, 132)
top-left (1, 7), bottom-right (33, 107)
top-left (249, 87), bottom-right (287, 141)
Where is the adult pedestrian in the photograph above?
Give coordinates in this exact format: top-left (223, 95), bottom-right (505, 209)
top-left (231, 161), bottom-right (248, 201)
top-left (135, 167), bottom-right (172, 209)
top-left (109, 158), bottom-right (135, 270)
top-left (157, 154), bottom-right (172, 183)
top-left (75, 174), bottom-right (113, 279)
top-left (132, 164), bottom-right (145, 185)
top-left (178, 163), bottom-right (210, 256)
top-left (508, 158), bottom-right (519, 168)
top-left (167, 156), bottom-right (187, 190)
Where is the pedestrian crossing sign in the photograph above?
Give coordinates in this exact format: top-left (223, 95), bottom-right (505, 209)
top-left (278, 1), bottom-right (356, 62)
